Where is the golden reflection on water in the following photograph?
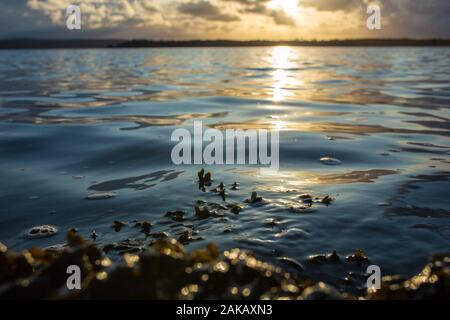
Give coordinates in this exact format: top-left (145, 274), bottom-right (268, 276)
top-left (250, 169), bottom-right (399, 187)
top-left (269, 46), bottom-right (300, 102)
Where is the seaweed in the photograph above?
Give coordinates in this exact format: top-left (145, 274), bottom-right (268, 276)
top-left (198, 169), bottom-right (212, 191)
top-left (0, 235), bottom-right (449, 300)
top-left (245, 191), bottom-right (263, 204)
top-left (111, 221), bottom-right (126, 232)
top-left (166, 211), bottom-right (186, 222)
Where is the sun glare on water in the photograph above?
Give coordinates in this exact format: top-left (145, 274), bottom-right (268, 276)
top-left (269, 46), bottom-right (300, 102)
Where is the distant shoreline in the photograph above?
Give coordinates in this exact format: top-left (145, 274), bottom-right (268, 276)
top-left (1, 38), bottom-right (450, 49)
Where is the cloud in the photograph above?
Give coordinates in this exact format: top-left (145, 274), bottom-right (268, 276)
top-left (380, 0), bottom-right (450, 38)
top-left (299, 0), bottom-right (450, 38)
top-left (221, 0), bottom-right (296, 26)
top-left (268, 10), bottom-right (296, 26)
top-left (27, 0), bottom-right (165, 29)
top-left (178, 0), bottom-right (239, 22)
top-left (301, 0), bottom-right (363, 12)
top-left (6, 0), bottom-right (448, 39)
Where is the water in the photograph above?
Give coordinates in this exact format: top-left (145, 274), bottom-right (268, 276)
top-left (0, 47), bottom-right (449, 287)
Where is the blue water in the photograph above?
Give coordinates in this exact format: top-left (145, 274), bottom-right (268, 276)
top-left (0, 47), bottom-right (449, 287)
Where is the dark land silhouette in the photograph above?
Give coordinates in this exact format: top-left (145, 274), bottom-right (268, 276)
top-left (1, 38), bottom-right (450, 49)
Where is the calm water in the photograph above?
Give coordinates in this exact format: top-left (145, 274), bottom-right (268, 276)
top-left (0, 47), bottom-right (449, 288)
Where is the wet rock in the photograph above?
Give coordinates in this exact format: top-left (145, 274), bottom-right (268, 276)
top-left (26, 225), bottom-right (58, 239)
top-left (302, 283), bottom-right (343, 300)
top-left (308, 254), bottom-right (328, 265)
top-left (209, 202), bottom-right (228, 211)
top-left (309, 251), bottom-right (341, 264)
top-left (86, 192), bottom-right (117, 200)
top-left (0, 233), bottom-right (449, 300)
top-left (346, 249), bottom-right (369, 265)
top-left (279, 257), bottom-right (304, 272)
top-left (327, 250), bottom-right (341, 262)
top-left (194, 206), bottom-right (212, 219)
top-left (368, 254), bottom-right (450, 299)
top-left (320, 157), bottom-right (342, 165)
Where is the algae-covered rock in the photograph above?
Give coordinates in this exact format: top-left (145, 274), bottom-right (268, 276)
top-left (0, 233), bottom-right (107, 299)
top-left (309, 251), bottom-right (341, 264)
top-left (26, 225), bottom-right (58, 239)
top-left (0, 233), bottom-right (449, 300)
top-left (368, 254), bottom-right (450, 300)
top-left (194, 206), bottom-right (212, 219)
top-left (86, 192), bottom-right (117, 200)
top-left (166, 211), bottom-right (185, 222)
top-left (302, 282), bottom-right (343, 300)
top-left (346, 249), bottom-right (369, 265)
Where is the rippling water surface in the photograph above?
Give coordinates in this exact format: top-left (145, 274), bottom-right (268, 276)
top-left (0, 47), bottom-right (449, 288)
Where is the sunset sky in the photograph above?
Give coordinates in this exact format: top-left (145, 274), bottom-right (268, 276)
top-left (1, 0), bottom-right (450, 40)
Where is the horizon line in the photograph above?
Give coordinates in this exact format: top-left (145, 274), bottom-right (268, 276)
top-left (1, 38), bottom-right (450, 49)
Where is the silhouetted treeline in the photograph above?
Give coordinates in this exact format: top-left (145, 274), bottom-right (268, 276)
top-left (0, 39), bottom-right (122, 49)
top-left (114, 39), bottom-right (450, 48)
top-left (1, 38), bottom-right (450, 49)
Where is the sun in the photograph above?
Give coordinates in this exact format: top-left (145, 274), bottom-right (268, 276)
top-left (267, 0), bottom-right (300, 16)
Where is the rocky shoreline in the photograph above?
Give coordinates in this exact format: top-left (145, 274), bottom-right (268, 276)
top-left (1, 230), bottom-right (449, 300)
